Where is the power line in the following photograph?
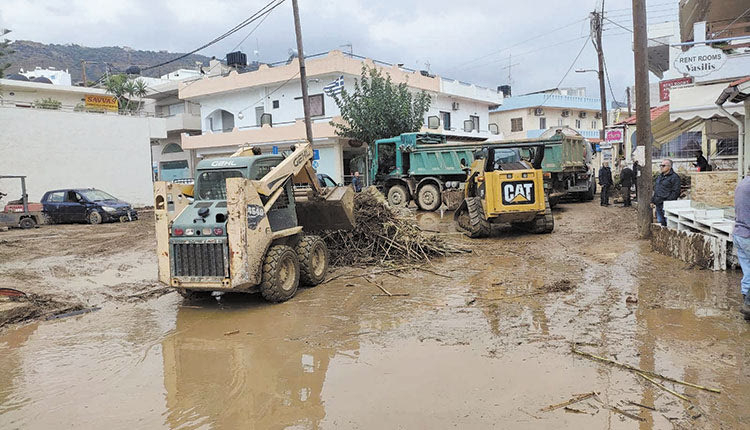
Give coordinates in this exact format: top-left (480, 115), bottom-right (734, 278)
top-left (602, 54), bottom-right (620, 105)
top-left (443, 16), bottom-right (589, 73)
top-left (535, 36), bottom-right (592, 108)
top-left (602, 16), bottom-right (670, 46)
top-left (467, 35), bottom-right (589, 72)
top-left (711, 5), bottom-right (750, 38)
top-left (229, 5), bottom-right (275, 54)
top-left (236, 70), bottom-right (301, 119)
top-left (142, 0), bottom-right (285, 71)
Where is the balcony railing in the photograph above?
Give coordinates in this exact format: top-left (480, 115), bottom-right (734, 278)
top-left (0, 98), bottom-right (160, 117)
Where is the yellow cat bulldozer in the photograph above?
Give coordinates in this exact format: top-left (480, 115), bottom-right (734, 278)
top-left (153, 142), bottom-right (355, 302)
top-left (454, 142), bottom-right (553, 238)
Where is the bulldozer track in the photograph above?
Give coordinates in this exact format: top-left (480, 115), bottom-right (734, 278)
top-left (456, 197), bottom-right (491, 238)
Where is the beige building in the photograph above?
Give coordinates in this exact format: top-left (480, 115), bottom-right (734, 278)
top-left (177, 50), bottom-right (503, 184)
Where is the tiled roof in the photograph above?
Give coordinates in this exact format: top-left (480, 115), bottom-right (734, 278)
top-left (617, 104), bottom-right (669, 125)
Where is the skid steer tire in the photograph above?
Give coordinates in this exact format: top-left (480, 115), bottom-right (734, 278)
top-left (387, 185), bottom-right (409, 208)
top-left (260, 244), bottom-right (300, 302)
top-left (417, 184), bottom-right (442, 212)
top-left (521, 195), bottom-right (554, 234)
top-left (296, 235), bottom-right (329, 287)
top-left (455, 197), bottom-right (491, 238)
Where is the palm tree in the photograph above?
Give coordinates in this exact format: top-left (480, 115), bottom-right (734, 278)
top-left (104, 74), bottom-right (148, 113)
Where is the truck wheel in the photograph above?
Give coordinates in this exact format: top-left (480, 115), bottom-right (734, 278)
top-left (296, 235), bottom-right (329, 287)
top-left (260, 244), bottom-right (300, 302)
top-left (417, 184), bottom-right (442, 212)
top-left (455, 197), bottom-right (491, 238)
top-left (586, 180), bottom-right (596, 201)
top-left (387, 185), bottom-right (409, 208)
top-left (88, 211), bottom-right (102, 225)
top-left (19, 218), bottom-right (35, 229)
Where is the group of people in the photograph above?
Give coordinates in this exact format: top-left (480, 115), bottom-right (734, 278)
top-left (597, 159), bottom-right (681, 227)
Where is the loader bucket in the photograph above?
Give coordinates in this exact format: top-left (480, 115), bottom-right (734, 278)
top-left (295, 186), bottom-right (356, 231)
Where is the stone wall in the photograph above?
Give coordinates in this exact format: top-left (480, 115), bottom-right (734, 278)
top-left (689, 171), bottom-right (737, 207)
top-left (650, 225), bottom-right (727, 270)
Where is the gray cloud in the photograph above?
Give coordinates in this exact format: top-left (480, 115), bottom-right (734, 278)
top-left (1, 0), bottom-right (678, 101)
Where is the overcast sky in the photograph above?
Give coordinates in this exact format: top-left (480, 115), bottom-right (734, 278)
top-left (0, 0), bottom-right (679, 102)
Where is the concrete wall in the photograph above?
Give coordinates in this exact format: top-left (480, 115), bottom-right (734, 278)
top-left (689, 171), bottom-right (737, 207)
top-left (0, 108), bottom-right (157, 206)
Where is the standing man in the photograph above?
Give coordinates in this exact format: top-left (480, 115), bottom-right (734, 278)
top-left (599, 161), bottom-right (612, 206)
top-left (734, 174), bottom-right (750, 320)
top-left (651, 159), bottom-right (681, 226)
top-left (351, 171), bottom-right (362, 192)
top-left (619, 164), bottom-right (634, 207)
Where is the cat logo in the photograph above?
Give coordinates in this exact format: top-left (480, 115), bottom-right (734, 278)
top-left (502, 181), bottom-right (535, 205)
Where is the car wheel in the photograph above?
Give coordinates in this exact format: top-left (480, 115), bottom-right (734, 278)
top-left (19, 218), bottom-right (36, 229)
top-left (88, 211), bottom-right (103, 225)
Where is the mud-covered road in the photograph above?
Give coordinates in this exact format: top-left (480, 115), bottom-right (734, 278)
top-left (1, 201), bottom-right (748, 429)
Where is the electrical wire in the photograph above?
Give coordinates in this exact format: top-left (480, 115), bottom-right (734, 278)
top-left (534, 35), bottom-right (591, 109)
top-left (235, 70), bottom-right (301, 118)
top-left (442, 16), bottom-right (589, 73)
top-left (602, 16), bottom-right (670, 46)
top-left (142, 0), bottom-right (285, 71)
top-left (602, 54), bottom-right (620, 105)
top-left (711, 5), bottom-right (750, 38)
top-left (228, 5), bottom-right (274, 54)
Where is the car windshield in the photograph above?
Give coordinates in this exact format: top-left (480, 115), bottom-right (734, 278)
top-left (80, 190), bottom-right (117, 202)
top-left (197, 170), bottom-right (244, 200)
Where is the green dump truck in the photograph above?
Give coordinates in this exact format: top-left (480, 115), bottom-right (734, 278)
top-left (368, 133), bottom-right (479, 210)
top-left (368, 131), bottom-right (595, 211)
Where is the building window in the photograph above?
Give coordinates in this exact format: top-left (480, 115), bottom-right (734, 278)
top-left (440, 111), bottom-right (451, 130)
top-left (575, 119), bottom-right (581, 129)
top-left (652, 131), bottom-right (702, 159)
top-left (557, 118), bottom-right (564, 127)
top-left (539, 117), bottom-right (546, 129)
top-left (162, 143), bottom-right (184, 154)
top-left (716, 137), bottom-right (738, 156)
top-left (470, 115), bottom-right (479, 131)
top-left (591, 120), bottom-right (597, 129)
top-left (310, 94), bottom-right (324, 116)
top-left (272, 100), bottom-right (280, 109)
top-left (511, 117), bottom-right (523, 132)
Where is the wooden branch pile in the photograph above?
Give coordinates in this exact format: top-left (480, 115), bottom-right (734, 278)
top-left (322, 187), bottom-right (468, 266)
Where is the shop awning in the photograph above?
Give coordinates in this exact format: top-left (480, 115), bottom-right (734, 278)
top-left (670, 82), bottom-right (744, 121)
top-left (617, 104), bottom-right (702, 147)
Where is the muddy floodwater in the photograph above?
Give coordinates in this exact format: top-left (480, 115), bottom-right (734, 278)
top-left (1, 201), bottom-right (748, 429)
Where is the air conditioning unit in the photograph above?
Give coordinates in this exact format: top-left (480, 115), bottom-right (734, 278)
top-left (595, 112), bottom-right (602, 119)
top-left (579, 111), bottom-right (587, 118)
top-left (561, 110), bottom-right (570, 117)
top-left (533, 108), bottom-right (544, 116)
top-left (451, 101), bottom-right (460, 111)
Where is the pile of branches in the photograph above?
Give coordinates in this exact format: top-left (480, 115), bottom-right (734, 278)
top-left (322, 187), bottom-right (467, 266)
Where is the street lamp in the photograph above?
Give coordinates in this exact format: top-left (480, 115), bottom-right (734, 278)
top-left (575, 69), bottom-right (597, 74)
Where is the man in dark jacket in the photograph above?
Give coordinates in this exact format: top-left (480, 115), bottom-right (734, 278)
top-left (651, 159), bottom-right (681, 226)
top-left (599, 161), bottom-right (613, 206)
top-left (694, 150), bottom-right (709, 172)
top-left (619, 164), bottom-right (634, 207)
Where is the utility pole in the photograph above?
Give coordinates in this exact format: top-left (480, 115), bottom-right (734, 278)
top-left (590, 9), bottom-right (608, 142)
top-left (633, 0), bottom-right (653, 238)
top-left (626, 87), bottom-right (632, 117)
top-left (292, 0), bottom-right (314, 146)
top-left (81, 60), bottom-right (87, 87)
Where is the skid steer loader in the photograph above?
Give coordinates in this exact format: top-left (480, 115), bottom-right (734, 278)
top-left (153, 142), bottom-right (355, 302)
top-left (454, 142), bottom-right (553, 238)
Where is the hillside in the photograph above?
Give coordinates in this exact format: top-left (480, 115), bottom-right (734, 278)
top-left (5, 40), bottom-right (213, 83)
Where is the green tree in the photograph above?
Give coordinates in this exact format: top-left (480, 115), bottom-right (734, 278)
top-left (0, 29), bottom-right (12, 79)
top-left (330, 66), bottom-right (431, 146)
top-left (103, 74), bottom-right (148, 112)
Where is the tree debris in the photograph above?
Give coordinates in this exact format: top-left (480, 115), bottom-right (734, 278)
top-left (540, 392), bottom-right (596, 412)
top-left (322, 187), bottom-right (469, 266)
top-left (571, 344), bottom-right (721, 394)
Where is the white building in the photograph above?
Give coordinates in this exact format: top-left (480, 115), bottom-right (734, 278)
top-left (18, 66), bottom-right (72, 86)
top-left (0, 78), bottom-right (165, 206)
top-left (178, 50), bottom-right (503, 184)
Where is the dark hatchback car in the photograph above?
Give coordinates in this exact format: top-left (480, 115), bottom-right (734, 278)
top-left (41, 189), bottom-right (138, 224)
